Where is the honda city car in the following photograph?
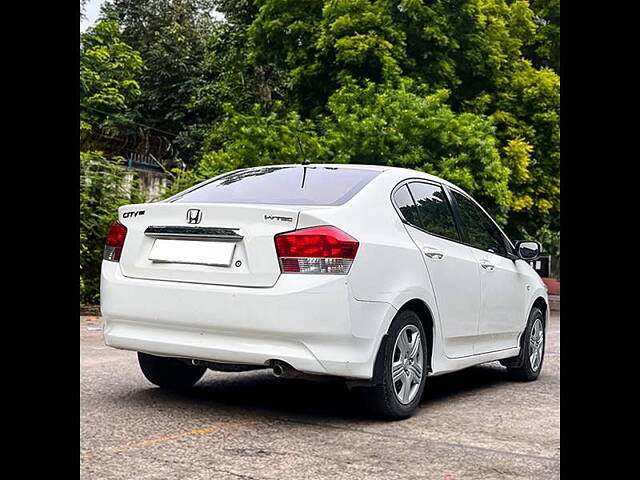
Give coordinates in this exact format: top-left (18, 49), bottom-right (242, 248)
top-left (100, 164), bottom-right (547, 419)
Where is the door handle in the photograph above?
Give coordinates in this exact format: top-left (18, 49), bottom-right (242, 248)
top-left (479, 259), bottom-right (495, 271)
top-left (422, 246), bottom-right (444, 260)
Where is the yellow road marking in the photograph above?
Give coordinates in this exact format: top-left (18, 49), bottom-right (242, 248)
top-left (81, 426), bottom-right (217, 459)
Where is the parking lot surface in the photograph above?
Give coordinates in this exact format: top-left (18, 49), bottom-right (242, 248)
top-left (80, 314), bottom-right (560, 479)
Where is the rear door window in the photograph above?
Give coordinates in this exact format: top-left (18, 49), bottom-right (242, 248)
top-left (406, 182), bottom-right (460, 241)
top-left (451, 190), bottom-right (509, 256)
top-left (392, 185), bottom-right (421, 227)
top-left (172, 166), bottom-right (381, 206)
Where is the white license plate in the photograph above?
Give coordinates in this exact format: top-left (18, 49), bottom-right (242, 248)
top-left (148, 239), bottom-right (236, 267)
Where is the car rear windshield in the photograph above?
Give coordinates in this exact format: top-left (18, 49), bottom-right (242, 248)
top-left (171, 166), bottom-right (382, 206)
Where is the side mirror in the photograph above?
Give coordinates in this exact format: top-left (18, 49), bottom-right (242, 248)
top-left (515, 240), bottom-right (541, 261)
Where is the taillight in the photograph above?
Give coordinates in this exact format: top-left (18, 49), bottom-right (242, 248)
top-left (104, 222), bottom-right (128, 262)
top-left (274, 226), bottom-right (359, 274)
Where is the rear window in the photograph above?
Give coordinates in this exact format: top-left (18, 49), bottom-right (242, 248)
top-left (172, 166), bottom-right (381, 206)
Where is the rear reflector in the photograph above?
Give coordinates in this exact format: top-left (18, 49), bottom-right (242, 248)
top-left (104, 222), bottom-right (128, 262)
top-left (274, 226), bottom-right (359, 274)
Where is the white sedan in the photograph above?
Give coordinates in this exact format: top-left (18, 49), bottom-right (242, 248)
top-left (100, 164), bottom-right (547, 419)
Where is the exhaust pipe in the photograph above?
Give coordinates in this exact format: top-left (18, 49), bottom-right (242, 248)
top-left (272, 360), bottom-right (286, 378)
top-left (271, 360), bottom-right (306, 379)
top-left (270, 360), bottom-right (341, 382)
top-left (272, 362), bottom-right (285, 377)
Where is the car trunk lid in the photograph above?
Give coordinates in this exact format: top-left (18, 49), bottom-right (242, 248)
top-left (117, 203), bottom-right (299, 287)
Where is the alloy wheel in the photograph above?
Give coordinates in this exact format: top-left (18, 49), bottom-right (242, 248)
top-left (391, 325), bottom-right (423, 404)
top-left (529, 318), bottom-right (544, 372)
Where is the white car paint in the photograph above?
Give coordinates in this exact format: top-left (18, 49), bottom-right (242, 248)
top-left (101, 165), bottom-right (548, 380)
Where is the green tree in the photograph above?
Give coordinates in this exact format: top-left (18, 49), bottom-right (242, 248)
top-left (101, 0), bottom-right (220, 164)
top-left (490, 60), bottom-right (560, 235)
top-left (525, 0), bottom-right (560, 73)
top-left (197, 82), bottom-right (510, 223)
top-left (244, 0), bottom-right (559, 235)
top-left (80, 18), bottom-right (146, 304)
top-left (248, 0), bottom-right (323, 111)
top-left (80, 152), bottom-right (146, 303)
top-left (180, 2), bottom-right (263, 155)
top-left (80, 19), bottom-right (144, 145)
top-left (324, 81), bottom-right (510, 222)
top-left (249, 0), bottom-right (408, 114)
top-left (198, 102), bottom-right (324, 178)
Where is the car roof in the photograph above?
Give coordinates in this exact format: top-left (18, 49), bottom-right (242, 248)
top-left (247, 163), bottom-right (388, 171)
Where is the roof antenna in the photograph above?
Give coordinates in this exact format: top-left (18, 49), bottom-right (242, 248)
top-left (293, 130), bottom-right (312, 188)
top-left (294, 130), bottom-right (311, 165)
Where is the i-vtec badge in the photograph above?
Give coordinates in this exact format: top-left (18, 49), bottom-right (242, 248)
top-left (122, 210), bottom-right (145, 218)
top-left (264, 214), bottom-right (293, 223)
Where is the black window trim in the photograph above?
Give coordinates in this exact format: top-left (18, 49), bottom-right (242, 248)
top-left (445, 185), bottom-right (518, 260)
top-left (390, 178), bottom-right (464, 246)
top-left (390, 178), bottom-right (518, 261)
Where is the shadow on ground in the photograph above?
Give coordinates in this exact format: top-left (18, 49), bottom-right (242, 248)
top-left (121, 362), bottom-right (514, 422)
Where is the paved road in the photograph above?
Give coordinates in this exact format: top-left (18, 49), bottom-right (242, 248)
top-left (81, 314), bottom-right (560, 479)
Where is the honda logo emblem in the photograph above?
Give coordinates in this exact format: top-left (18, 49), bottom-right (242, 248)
top-left (186, 209), bottom-right (202, 224)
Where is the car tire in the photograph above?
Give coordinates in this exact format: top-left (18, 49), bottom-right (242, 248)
top-left (501, 307), bottom-right (545, 381)
top-left (356, 309), bottom-right (428, 420)
top-left (138, 352), bottom-right (206, 389)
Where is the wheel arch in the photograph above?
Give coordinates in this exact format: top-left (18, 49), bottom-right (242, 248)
top-left (397, 299), bottom-right (435, 374)
top-left (505, 295), bottom-right (549, 370)
top-left (531, 296), bottom-right (549, 324)
top-left (514, 295), bottom-right (549, 355)
top-left (371, 297), bottom-right (436, 386)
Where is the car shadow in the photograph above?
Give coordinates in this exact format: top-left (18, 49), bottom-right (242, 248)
top-left (423, 362), bottom-right (513, 403)
top-left (123, 362), bottom-right (513, 422)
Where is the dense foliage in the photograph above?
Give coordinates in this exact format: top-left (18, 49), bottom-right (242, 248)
top-left (80, 0), bottom-right (560, 303)
top-left (80, 17), bottom-right (147, 303)
top-left (80, 19), bottom-right (143, 143)
top-left (243, 0), bottom-right (560, 236)
top-left (80, 152), bottom-right (146, 302)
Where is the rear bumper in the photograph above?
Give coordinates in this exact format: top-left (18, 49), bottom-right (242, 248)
top-left (100, 261), bottom-right (396, 379)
